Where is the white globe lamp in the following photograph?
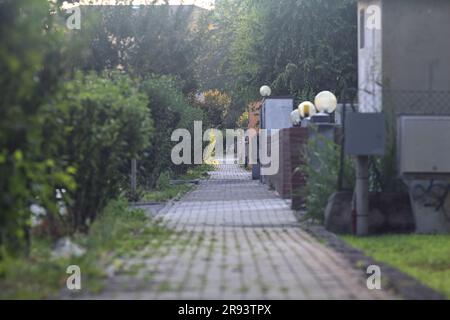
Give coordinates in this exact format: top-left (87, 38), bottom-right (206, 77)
top-left (298, 101), bottom-right (317, 119)
top-left (290, 109), bottom-right (301, 126)
top-left (314, 91), bottom-right (337, 114)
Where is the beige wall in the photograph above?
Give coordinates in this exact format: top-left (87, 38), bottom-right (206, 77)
top-left (358, 0), bottom-right (383, 112)
top-left (382, 0), bottom-right (450, 92)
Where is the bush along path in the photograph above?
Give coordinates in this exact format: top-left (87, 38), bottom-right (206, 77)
top-left (68, 163), bottom-right (397, 300)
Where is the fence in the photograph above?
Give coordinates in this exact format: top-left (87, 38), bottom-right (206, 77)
top-left (383, 89), bottom-right (450, 116)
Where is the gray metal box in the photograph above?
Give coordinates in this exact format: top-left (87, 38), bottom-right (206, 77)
top-left (344, 113), bottom-right (385, 156)
top-left (398, 115), bottom-right (450, 177)
top-left (335, 103), bottom-right (358, 125)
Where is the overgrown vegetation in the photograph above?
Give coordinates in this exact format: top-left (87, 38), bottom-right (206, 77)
top-left (368, 98), bottom-right (407, 193)
top-left (143, 185), bottom-right (194, 203)
top-left (139, 75), bottom-right (206, 187)
top-left (0, 198), bottom-right (173, 299)
top-left (142, 164), bottom-right (213, 203)
top-left (342, 235), bottom-right (450, 299)
top-left (0, 0), bottom-right (208, 255)
top-left (300, 133), bottom-right (355, 223)
top-left (194, 90), bottom-right (232, 129)
top-left (0, 0), bottom-right (73, 255)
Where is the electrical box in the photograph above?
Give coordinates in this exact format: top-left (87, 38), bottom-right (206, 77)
top-left (261, 97), bottom-right (294, 130)
top-left (398, 115), bottom-right (450, 178)
top-left (344, 113), bottom-right (385, 156)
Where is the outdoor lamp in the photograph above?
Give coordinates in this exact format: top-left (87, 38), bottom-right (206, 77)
top-left (314, 91), bottom-right (337, 114)
top-left (298, 101), bottom-right (317, 119)
top-left (290, 109), bottom-right (301, 126)
top-left (260, 85), bottom-right (272, 97)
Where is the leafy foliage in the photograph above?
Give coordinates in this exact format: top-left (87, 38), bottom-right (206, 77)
top-left (198, 0), bottom-right (357, 112)
top-left (300, 133), bottom-right (355, 223)
top-left (195, 89), bottom-right (231, 128)
top-left (368, 101), bottom-right (406, 193)
top-left (79, 5), bottom-right (202, 92)
top-left (236, 111), bottom-right (249, 129)
top-left (0, 0), bottom-right (74, 255)
top-left (43, 72), bottom-right (153, 232)
top-left (143, 164), bottom-right (212, 203)
top-left (139, 75), bottom-right (205, 187)
top-left (0, 198), bottom-right (174, 299)
top-left (1, 0), bottom-right (359, 259)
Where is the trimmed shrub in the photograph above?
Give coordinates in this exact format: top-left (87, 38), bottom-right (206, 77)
top-left (43, 72), bottom-right (153, 232)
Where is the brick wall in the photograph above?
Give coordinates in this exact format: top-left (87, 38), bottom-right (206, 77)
top-left (263, 126), bottom-right (342, 210)
top-left (264, 127), bottom-right (309, 209)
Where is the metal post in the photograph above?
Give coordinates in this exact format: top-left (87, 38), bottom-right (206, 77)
top-left (131, 159), bottom-right (137, 197)
top-left (356, 155), bottom-right (369, 236)
top-left (337, 101), bottom-right (347, 190)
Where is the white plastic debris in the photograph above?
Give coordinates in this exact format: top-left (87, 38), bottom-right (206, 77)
top-left (52, 237), bottom-right (86, 259)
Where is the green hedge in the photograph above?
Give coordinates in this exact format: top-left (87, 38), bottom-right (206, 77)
top-left (43, 72), bottom-right (153, 232)
top-left (139, 75), bottom-right (205, 188)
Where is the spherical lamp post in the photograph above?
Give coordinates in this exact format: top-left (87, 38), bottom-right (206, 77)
top-left (259, 85), bottom-right (272, 130)
top-left (255, 85), bottom-right (272, 181)
top-left (290, 109), bottom-right (301, 127)
top-left (298, 101), bottom-right (317, 119)
top-left (260, 85), bottom-right (272, 98)
top-left (315, 91), bottom-right (338, 113)
top-left (313, 91), bottom-right (337, 123)
top-left (306, 91), bottom-right (338, 185)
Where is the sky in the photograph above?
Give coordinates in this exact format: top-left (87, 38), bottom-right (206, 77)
top-left (63, 1), bottom-right (215, 10)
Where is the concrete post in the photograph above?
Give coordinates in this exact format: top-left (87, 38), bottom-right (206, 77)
top-left (356, 155), bottom-right (369, 236)
top-left (131, 159), bottom-right (137, 197)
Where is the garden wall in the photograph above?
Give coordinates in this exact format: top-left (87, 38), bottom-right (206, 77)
top-left (264, 127), bottom-right (309, 210)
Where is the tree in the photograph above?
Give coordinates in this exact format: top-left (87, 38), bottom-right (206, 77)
top-left (77, 4), bottom-right (203, 93)
top-left (139, 75), bottom-right (205, 187)
top-left (204, 0), bottom-right (357, 105)
top-left (195, 90), bottom-right (232, 128)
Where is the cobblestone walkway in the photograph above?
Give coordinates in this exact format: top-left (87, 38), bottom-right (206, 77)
top-left (81, 163), bottom-right (396, 300)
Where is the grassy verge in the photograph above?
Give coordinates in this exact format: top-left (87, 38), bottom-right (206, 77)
top-left (341, 234), bottom-right (450, 299)
top-left (180, 164), bottom-right (214, 181)
top-left (0, 199), bottom-right (174, 299)
top-left (142, 184), bottom-right (194, 203)
top-left (0, 165), bottom-right (214, 299)
top-left (142, 164), bottom-right (214, 203)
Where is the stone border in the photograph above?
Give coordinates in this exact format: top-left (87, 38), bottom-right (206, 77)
top-left (299, 221), bottom-right (446, 300)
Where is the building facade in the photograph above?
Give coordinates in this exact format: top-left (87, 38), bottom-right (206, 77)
top-left (358, 0), bottom-right (450, 114)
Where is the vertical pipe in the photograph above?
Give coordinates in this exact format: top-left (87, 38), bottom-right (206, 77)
top-left (356, 155), bottom-right (369, 236)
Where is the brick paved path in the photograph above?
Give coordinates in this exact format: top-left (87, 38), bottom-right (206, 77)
top-left (81, 163), bottom-right (395, 300)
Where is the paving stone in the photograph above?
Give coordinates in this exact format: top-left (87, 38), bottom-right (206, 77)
top-left (77, 162), bottom-right (396, 300)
